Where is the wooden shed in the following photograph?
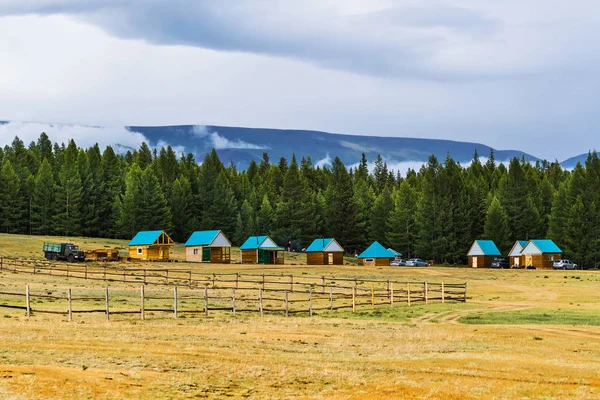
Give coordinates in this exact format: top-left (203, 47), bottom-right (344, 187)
top-left (467, 240), bottom-right (501, 268)
top-left (508, 240), bottom-right (528, 267)
top-left (306, 238), bottom-right (344, 265)
top-left (520, 239), bottom-right (562, 269)
top-left (240, 236), bottom-right (285, 264)
top-left (128, 230), bottom-right (174, 261)
top-left (358, 241), bottom-right (395, 266)
top-left (184, 230), bottom-right (231, 263)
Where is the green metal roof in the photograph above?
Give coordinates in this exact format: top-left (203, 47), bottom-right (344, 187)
top-left (530, 239), bottom-right (562, 253)
top-left (185, 230), bottom-right (220, 247)
top-left (358, 241), bottom-right (395, 259)
top-left (474, 240), bottom-right (501, 256)
top-left (306, 238), bottom-right (334, 252)
top-left (129, 230), bottom-right (164, 246)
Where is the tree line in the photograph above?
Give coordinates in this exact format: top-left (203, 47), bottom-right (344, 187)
top-left (0, 133), bottom-right (598, 266)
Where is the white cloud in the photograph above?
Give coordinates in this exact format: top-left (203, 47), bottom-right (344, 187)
top-left (0, 121), bottom-right (146, 150)
top-left (191, 125), bottom-right (266, 150)
top-left (315, 153), bottom-right (332, 168)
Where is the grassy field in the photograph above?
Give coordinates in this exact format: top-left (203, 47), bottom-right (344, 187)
top-left (1, 234), bottom-right (600, 399)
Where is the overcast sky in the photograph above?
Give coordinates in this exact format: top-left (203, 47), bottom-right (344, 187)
top-left (0, 0), bottom-right (599, 160)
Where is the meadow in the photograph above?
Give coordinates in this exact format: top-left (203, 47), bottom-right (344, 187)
top-left (1, 233), bottom-right (600, 399)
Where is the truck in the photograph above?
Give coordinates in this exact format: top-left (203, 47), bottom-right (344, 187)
top-left (43, 242), bottom-right (86, 262)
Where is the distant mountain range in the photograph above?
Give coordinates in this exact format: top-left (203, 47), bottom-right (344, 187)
top-left (0, 121), bottom-right (594, 170)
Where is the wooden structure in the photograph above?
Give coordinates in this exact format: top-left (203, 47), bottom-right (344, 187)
top-left (128, 230), bottom-right (174, 261)
top-left (240, 236), bottom-right (284, 264)
top-left (467, 240), bottom-right (501, 268)
top-left (520, 239), bottom-right (562, 269)
top-left (85, 248), bottom-right (120, 262)
top-left (358, 241), bottom-right (397, 266)
top-left (305, 238), bottom-right (344, 265)
top-left (184, 230), bottom-right (231, 263)
top-left (508, 240), bottom-right (528, 267)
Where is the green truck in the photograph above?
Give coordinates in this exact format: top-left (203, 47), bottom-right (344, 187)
top-left (43, 242), bottom-right (86, 262)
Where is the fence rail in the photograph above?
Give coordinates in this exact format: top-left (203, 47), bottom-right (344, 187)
top-left (0, 257), bottom-right (467, 320)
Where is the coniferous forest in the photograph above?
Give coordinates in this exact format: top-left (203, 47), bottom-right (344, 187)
top-left (0, 133), bottom-right (599, 267)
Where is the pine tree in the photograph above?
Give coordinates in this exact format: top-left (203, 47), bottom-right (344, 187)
top-left (369, 187), bottom-right (393, 245)
top-left (386, 180), bottom-right (417, 258)
top-left (256, 194), bottom-right (274, 234)
top-left (31, 158), bottom-right (56, 235)
top-left (54, 140), bottom-right (82, 236)
top-left (483, 197), bottom-right (510, 253)
top-left (169, 176), bottom-right (194, 242)
top-left (139, 167), bottom-right (172, 232)
top-left (0, 161), bottom-right (23, 233)
top-left (415, 155), bottom-right (443, 261)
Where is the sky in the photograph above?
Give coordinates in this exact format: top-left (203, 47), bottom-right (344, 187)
top-left (0, 0), bottom-right (599, 161)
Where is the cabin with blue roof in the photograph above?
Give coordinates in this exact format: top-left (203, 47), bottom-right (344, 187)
top-left (240, 236), bottom-right (284, 264)
top-left (357, 241), bottom-right (397, 266)
top-left (128, 230), bottom-right (175, 261)
top-left (185, 230), bottom-right (231, 263)
top-left (508, 240), bottom-right (529, 267)
top-left (467, 240), bottom-right (501, 268)
top-left (520, 239), bottom-right (562, 269)
top-left (306, 238), bottom-right (344, 265)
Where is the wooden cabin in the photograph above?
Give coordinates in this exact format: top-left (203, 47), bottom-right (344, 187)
top-left (467, 240), bottom-right (501, 268)
top-left (128, 230), bottom-right (174, 261)
top-left (306, 238), bottom-right (344, 265)
top-left (520, 239), bottom-right (562, 269)
top-left (508, 240), bottom-right (528, 267)
top-left (184, 230), bottom-right (231, 263)
top-left (240, 236), bottom-right (284, 264)
top-left (358, 241), bottom-right (396, 266)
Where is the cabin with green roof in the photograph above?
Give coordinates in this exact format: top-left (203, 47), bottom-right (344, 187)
top-left (306, 238), bottom-right (344, 265)
top-left (357, 241), bottom-right (396, 266)
top-left (185, 230), bottom-right (231, 263)
top-left (467, 240), bottom-right (501, 268)
top-left (128, 230), bottom-right (175, 261)
top-left (521, 239), bottom-right (562, 269)
top-left (240, 236), bottom-right (284, 264)
top-left (508, 240), bottom-right (529, 267)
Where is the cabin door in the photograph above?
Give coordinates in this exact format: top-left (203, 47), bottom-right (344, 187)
top-left (258, 249), bottom-right (270, 264)
top-left (328, 253), bottom-right (334, 265)
top-left (525, 255), bottom-right (532, 267)
top-left (473, 257), bottom-right (478, 268)
top-left (202, 247), bottom-right (211, 262)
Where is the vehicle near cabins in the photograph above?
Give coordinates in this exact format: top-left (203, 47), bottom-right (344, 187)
top-left (491, 258), bottom-right (510, 269)
top-left (43, 242), bottom-right (86, 262)
top-left (406, 258), bottom-right (428, 267)
top-left (553, 259), bottom-right (578, 270)
top-left (390, 259), bottom-right (406, 266)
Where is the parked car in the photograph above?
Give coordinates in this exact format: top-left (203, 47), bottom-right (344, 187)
top-left (491, 258), bottom-right (510, 269)
top-left (390, 259), bottom-right (406, 266)
top-left (553, 259), bottom-right (578, 270)
top-left (406, 258), bottom-right (428, 267)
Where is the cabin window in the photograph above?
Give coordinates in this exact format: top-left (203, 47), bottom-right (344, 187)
top-left (365, 258), bottom-right (374, 263)
top-left (193, 248), bottom-right (199, 255)
top-left (549, 255), bottom-right (554, 261)
top-left (137, 248), bottom-right (143, 255)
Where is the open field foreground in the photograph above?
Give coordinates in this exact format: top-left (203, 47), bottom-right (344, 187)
top-left (1, 235), bottom-right (600, 399)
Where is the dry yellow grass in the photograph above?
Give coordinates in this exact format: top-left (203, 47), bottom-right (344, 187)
top-left (1, 234), bottom-right (600, 399)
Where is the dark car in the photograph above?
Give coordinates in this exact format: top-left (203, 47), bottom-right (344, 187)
top-left (491, 258), bottom-right (509, 269)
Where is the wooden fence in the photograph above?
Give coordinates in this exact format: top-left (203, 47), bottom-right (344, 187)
top-left (0, 257), bottom-right (467, 320)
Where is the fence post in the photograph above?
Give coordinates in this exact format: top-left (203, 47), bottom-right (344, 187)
top-left (123, 268), bottom-right (126, 283)
top-left (212, 273), bottom-right (216, 289)
top-left (0, 256), bottom-right (2, 270)
top-left (67, 288), bottom-right (72, 322)
top-left (309, 287), bottom-right (313, 317)
top-left (232, 288), bottom-right (236, 317)
top-left (386, 280), bottom-right (390, 300)
top-left (285, 291), bottom-right (289, 317)
top-left (204, 285), bottom-right (209, 317)
top-left (371, 284), bottom-right (375, 309)
top-left (441, 281), bottom-right (445, 304)
top-left (262, 274), bottom-right (265, 290)
top-left (290, 275), bottom-right (293, 292)
top-left (105, 287), bottom-right (109, 321)
top-left (143, 269), bottom-right (147, 285)
top-left (235, 273), bottom-right (239, 289)
top-left (103, 265), bottom-right (106, 281)
top-left (165, 269), bottom-right (169, 285)
top-left (407, 283), bottom-right (411, 307)
top-left (352, 286), bottom-right (356, 313)
top-left (26, 284), bottom-right (30, 319)
top-left (188, 271), bottom-right (192, 287)
top-left (390, 282), bottom-right (394, 305)
top-left (322, 276), bottom-right (325, 294)
top-left (33, 261), bottom-right (36, 275)
top-left (329, 287), bottom-right (333, 311)
top-left (259, 288), bottom-right (263, 317)
top-left (84, 265), bottom-right (87, 280)
top-left (173, 286), bottom-right (178, 319)
top-left (140, 285), bottom-right (145, 320)
top-left (424, 282), bottom-right (428, 305)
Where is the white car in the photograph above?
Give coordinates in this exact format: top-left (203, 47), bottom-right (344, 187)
top-left (553, 259), bottom-right (578, 270)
